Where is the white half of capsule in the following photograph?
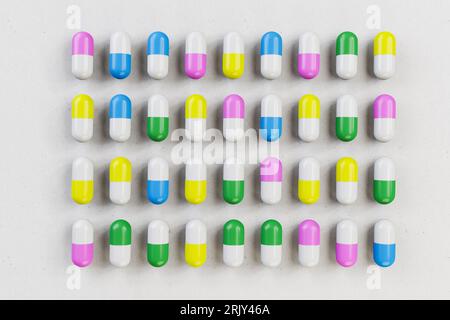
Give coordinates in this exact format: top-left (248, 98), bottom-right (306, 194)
top-left (298, 32), bottom-right (320, 54)
top-left (110, 244), bottom-right (131, 267)
top-left (223, 245), bottom-right (244, 267)
top-left (261, 182), bottom-right (282, 204)
top-left (374, 55), bottom-right (395, 80)
top-left (298, 245), bottom-right (319, 267)
top-left (337, 220), bottom-right (358, 245)
top-left (337, 95), bottom-right (358, 117)
top-left (110, 182), bottom-right (131, 205)
top-left (186, 32), bottom-right (206, 54)
top-left (110, 32), bottom-right (131, 54)
top-left (336, 182), bottom-right (357, 204)
top-left (261, 55), bottom-right (281, 80)
top-left (374, 118), bottom-right (395, 142)
top-left (298, 157), bottom-right (320, 181)
top-left (374, 220), bottom-right (395, 245)
top-left (72, 220), bottom-right (94, 245)
top-left (186, 118), bottom-right (205, 142)
top-left (298, 118), bottom-right (320, 142)
top-left (110, 118), bottom-right (131, 142)
top-left (148, 220), bottom-right (169, 245)
top-left (261, 244), bottom-right (282, 267)
top-left (186, 220), bottom-right (207, 244)
top-left (148, 157), bottom-right (169, 181)
top-left (224, 118), bottom-right (244, 142)
top-left (148, 55), bottom-right (168, 80)
top-left (224, 32), bottom-right (244, 54)
top-left (374, 157), bottom-right (395, 181)
top-left (72, 118), bottom-right (93, 142)
top-left (223, 158), bottom-right (244, 181)
top-left (72, 56), bottom-right (93, 80)
top-left (72, 157), bottom-right (93, 181)
top-left (148, 94), bottom-right (169, 117)
top-left (186, 160), bottom-right (207, 181)
top-left (261, 94), bottom-right (282, 117)
top-left (336, 54), bottom-right (358, 80)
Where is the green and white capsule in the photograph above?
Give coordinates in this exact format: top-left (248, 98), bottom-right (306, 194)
top-left (261, 219), bottom-right (282, 267)
top-left (223, 158), bottom-right (244, 205)
top-left (147, 94), bottom-right (169, 142)
top-left (336, 31), bottom-right (358, 79)
top-left (147, 220), bottom-right (169, 267)
top-left (223, 219), bottom-right (245, 267)
top-left (336, 95), bottom-right (358, 142)
top-left (109, 219), bottom-right (132, 267)
top-left (374, 157), bottom-right (396, 204)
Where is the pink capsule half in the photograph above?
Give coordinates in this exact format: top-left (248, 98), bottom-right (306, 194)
top-left (185, 32), bottom-right (207, 79)
top-left (72, 31), bottom-right (94, 80)
top-left (72, 220), bottom-right (94, 267)
top-left (298, 32), bottom-right (320, 79)
top-left (298, 219), bottom-right (320, 267)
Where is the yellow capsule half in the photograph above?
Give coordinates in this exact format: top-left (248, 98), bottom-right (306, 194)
top-left (298, 94), bottom-right (320, 142)
top-left (223, 32), bottom-right (245, 79)
top-left (374, 32), bottom-right (396, 56)
top-left (336, 157), bottom-right (358, 182)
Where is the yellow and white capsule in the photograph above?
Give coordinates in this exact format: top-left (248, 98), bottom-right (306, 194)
top-left (336, 157), bottom-right (358, 204)
top-left (223, 32), bottom-right (244, 79)
top-left (71, 94), bottom-right (94, 142)
top-left (298, 94), bottom-right (320, 142)
top-left (185, 220), bottom-right (207, 267)
top-left (72, 157), bottom-right (94, 205)
top-left (185, 94), bottom-right (207, 142)
top-left (298, 157), bottom-right (320, 204)
top-left (109, 157), bottom-right (132, 205)
top-left (185, 159), bottom-right (207, 204)
top-left (374, 32), bottom-right (396, 79)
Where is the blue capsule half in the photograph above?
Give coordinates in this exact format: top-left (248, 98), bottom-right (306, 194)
top-left (109, 94), bottom-right (132, 119)
top-left (147, 32), bottom-right (169, 56)
top-left (109, 32), bottom-right (131, 79)
top-left (260, 31), bottom-right (282, 56)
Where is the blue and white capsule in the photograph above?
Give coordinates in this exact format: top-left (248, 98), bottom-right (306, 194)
top-left (147, 32), bottom-right (169, 79)
top-left (260, 94), bottom-right (282, 142)
top-left (373, 220), bottom-right (396, 267)
top-left (109, 32), bottom-right (131, 79)
top-left (109, 94), bottom-right (132, 142)
top-left (147, 157), bottom-right (169, 205)
top-left (260, 32), bottom-right (282, 80)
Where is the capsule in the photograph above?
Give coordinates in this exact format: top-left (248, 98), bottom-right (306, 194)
top-left (109, 94), bottom-right (131, 142)
top-left (185, 32), bottom-right (207, 79)
top-left (109, 32), bottom-right (131, 79)
top-left (374, 32), bottom-right (396, 79)
top-left (336, 31), bottom-right (358, 79)
top-left (109, 157), bottom-right (132, 205)
top-left (336, 95), bottom-right (358, 142)
top-left (147, 220), bottom-right (169, 267)
top-left (374, 94), bottom-right (396, 142)
top-left (298, 94), bottom-right (320, 142)
top-left (72, 31), bottom-right (93, 80)
top-left (109, 219), bottom-right (132, 267)
top-left (336, 220), bottom-right (358, 267)
top-left (71, 157), bottom-right (94, 205)
top-left (298, 219), bottom-right (320, 267)
top-left (147, 94), bottom-right (169, 142)
top-left (223, 219), bottom-right (245, 267)
top-left (185, 160), bottom-right (207, 204)
top-left (147, 32), bottom-right (169, 79)
top-left (72, 220), bottom-right (94, 267)
top-left (223, 158), bottom-right (244, 205)
top-left (223, 94), bottom-right (245, 142)
top-left (71, 94), bottom-right (94, 142)
top-left (185, 220), bottom-right (207, 267)
top-left (298, 32), bottom-right (320, 79)
top-left (223, 32), bottom-right (244, 79)
top-left (260, 31), bottom-right (282, 79)
top-left (298, 157), bottom-right (320, 204)
top-left (336, 157), bottom-right (358, 204)
top-left (260, 157), bottom-right (282, 204)
top-left (373, 220), bottom-right (396, 267)
top-left (260, 94), bottom-right (282, 142)
top-left (374, 157), bottom-right (396, 204)
top-left (185, 94), bottom-right (207, 142)
top-left (261, 219), bottom-right (282, 267)
top-left (147, 157), bottom-right (169, 205)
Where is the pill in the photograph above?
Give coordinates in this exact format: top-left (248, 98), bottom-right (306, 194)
top-left (336, 220), bottom-right (358, 267)
top-left (185, 94), bottom-right (207, 142)
top-left (71, 157), bottom-right (94, 205)
top-left (147, 220), bottom-right (169, 267)
top-left (147, 94), bottom-right (169, 142)
top-left (147, 31), bottom-right (169, 79)
top-left (185, 32), bottom-right (207, 79)
top-left (298, 157), bottom-right (320, 204)
top-left (147, 157), bottom-right (169, 205)
top-left (298, 94), bottom-right (320, 142)
top-left (336, 31), bottom-right (358, 79)
top-left (185, 160), bottom-right (207, 204)
top-left (298, 32), bottom-right (320, 79)
top-left (374, 94), bottom-right (396, 142)
top-left (72, 219), bottom-right (94, 268)
top-left (109, 219), bottom-right (132, 267)
top-left (373, 220), bottom-right (396, 267)
top-left (223, 219), bottom-right (245, 267)
top-left (374, 157), bottom-right (396, 204)
top-left (260, 94), bottom-right (282, 142)
top-left (374, 31), bottom-right (396, 79)
top-left (336, 95), bottom-right (358, 142)
top-left (109, 157), bottom-right (132, 205)
top-left (336, 157), bottom-right (358, 204)
top-left (109, 94), bottom-right (131, 142)
top-left (71, 94), bottom-right (94, 142)
top-left (298, 219), bottom-right (320, 267)
top-left (260, 31), bottom-right (282, 79)
top-left (185, 220), bottom-right (207, 267)
top-left (223, 94), bottom-right (245, 142)
top-left (261, 219), bottom-right (282, 267)
top-left (223, 32), bottom-right (244, 79)
top-left (260, 157), bottom-right (282, 204)
top-left (109, 32), bottom-right (131, 79)
top-left (223, 158), bottom-right (244, 205)
top-left (72, 31), bottom-right (93, 80)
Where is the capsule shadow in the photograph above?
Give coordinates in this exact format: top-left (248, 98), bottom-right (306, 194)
top-left (328, 163), bottom-right (336, 202)
top-left (366, 100), bottom-right (374, 139)
top-left (367, 225), bottom-right (374, 262)
top-left (327, 39), bottom-right (336, 78)
top-left (328, 224), bottom-right (336, 264)
top-left (215, 226), bottom-right (222, 264)
top-left (366, 41), bottom-right (375, 78)
top-left (367, 162), bottom-right (374, 202)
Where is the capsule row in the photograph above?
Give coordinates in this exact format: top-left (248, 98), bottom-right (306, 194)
top-left (72, 31), bottom-right (396, 80)
top-left (72, 93), bottom-right (396, 143)
top-left (72, 219), bottom-right (396, 268)
top-left (72, 156), bottom-right (396, 206)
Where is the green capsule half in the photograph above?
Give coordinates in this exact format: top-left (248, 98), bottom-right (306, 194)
top-left (147, 220), bottom-right (169, 267)
top-left (336, 95), bottom-right (358, 142)
top-left (109, 219), bottom-right (132, 267)
top-left (336, 31), bottom-right (358, 56)
top-left (373, 158), bottom-right (396, 204)
top-left (147, 95), bottom-right (169, 142)
top-left (223, 158), bottom-right (245, 205)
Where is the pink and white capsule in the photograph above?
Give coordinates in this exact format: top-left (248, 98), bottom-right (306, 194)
top-left (72, 220), bottom-right (94, 268)
top-left (223, 94), bottom-right (245, 141)
top-left (260, 157), bottom-right (282, 204)
top-left (374, 94), bottom-right (396, 142)
top-left (72, 32), bottom-right (94, 80)
top-left (336, 220), bottom-right (358, 267)
top-left (298, 32), bottom-right (320, 79)
top-left (185, 32), bottom-right (207, 79)
top-left (298, 219), bottom-right (320, 267)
